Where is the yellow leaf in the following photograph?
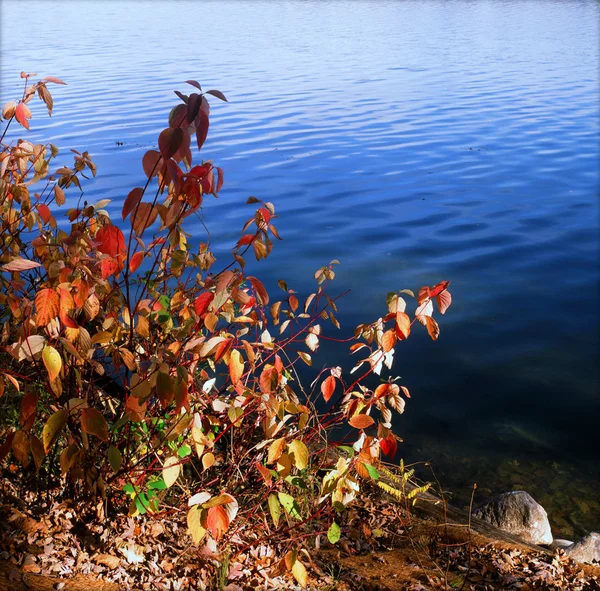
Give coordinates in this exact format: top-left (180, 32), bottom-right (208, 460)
top-left (162, 456), bottom-right (181, 488)
top-left (187, 506), bottom-right (207, 544)
top-left (228, 349), bottom-right (244, 385)
top-left (202, 452), bottom-right (215, 471)
top-left (288, 439), bottom-right (309, 470)
top-left (292, 559), bottom-right (308, 588)
top-left (42, 345), bottom-right (62, 382)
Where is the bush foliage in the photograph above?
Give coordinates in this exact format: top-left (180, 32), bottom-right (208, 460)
top-left (0, 71), bottom-right (452, 585)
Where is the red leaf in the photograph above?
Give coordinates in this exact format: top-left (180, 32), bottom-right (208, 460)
top-left (248, 276), bottom-right (269, 306)
top-left (429, 280), bottom-right (450, 299)
top-left (169, 104), bottom-right (188, 129)
top-left (206, 505), bottom-right (229, 539)
top-left (158, 127), bottom-right (184, 160)
top-left (81, 408), bottom-right (109, 442)
top-left (236, 234), bottom-right (254, 246)
top-left (0, 432), bottom-right (16, 463)
top-left (129, 251), bottom-right (144, 273)
top-left (348, 414), bottom-right (375, 430)
top-left (122, 187), bottom-right (144, 220)
top-left (258, 207), bottom-right (271, 224)
top-left (216, 167), bottom-right (224, 192)
top-left (15, 103), bottom-right (32, 129)
top-left (96, 225), bottom-right (125, 257)
top-left (194, 98), bottom-right (210, 151)
top-left (380, 435), bottom-right (397, 457)
top-left (186, 93), bottom-right (202, 124)
top-left (435, 290), bottom-right (452, 314)
top-left (205, 89), bottom-right (228, 102)
top-left (37, 204), bottom-right (52, 224)
top-left (417, 286), bottom-right (430, 306)
top-left (42, 76), bottom-right (66, 85)
top-left (20, 391), bottom-right (38, 429)
top-left (100, 257), bottom-right (122, 279)
top-left (194, 292), bottom-right (214, 316)
top-left (142, 150), bottom-right (162, 179)
top-left (321, 375), bottom-right (336, 403)
top-left (185, 80), bottom-right (202, 91)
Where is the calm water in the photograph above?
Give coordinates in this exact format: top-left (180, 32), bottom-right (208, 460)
top-left (2, 0), bottom-right (599, 537)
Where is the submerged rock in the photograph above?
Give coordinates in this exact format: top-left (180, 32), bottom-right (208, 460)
top-left (564, 532), bottom-right (600, 564)
top-left (472, 490), bottom-right (553, 545)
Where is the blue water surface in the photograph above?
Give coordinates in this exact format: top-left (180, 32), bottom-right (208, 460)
top-left (1, 0), bottom-right (598, 535)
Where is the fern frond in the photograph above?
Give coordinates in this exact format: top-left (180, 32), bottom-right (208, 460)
top-left (376, 480), bottom-right (405, 502)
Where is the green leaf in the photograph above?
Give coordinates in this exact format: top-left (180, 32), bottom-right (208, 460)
top-left (148, 478), bottom-right (167, 490)
top-left (123, 483), bottom-right (135, 495)
top-left (177, 444), bottom-right (192, 458)
top-left (337, 445), bottom-right (355, 457)
top-left (278, 492), bottom-right (301, 520)
top-left (327, 522), bottom-right (341, 544)
top-left (108, 445), bottom-right (122, 473)
top-left (268, 493), bottom-right (281, 528)
top-left (364, 463), bottom-right (380, 481)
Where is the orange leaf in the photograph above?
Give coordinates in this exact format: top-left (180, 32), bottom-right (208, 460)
top-left (228, 349), bottom-right (244, 385)
top-left (216, 167), bottom-right (224, 192)
top-left (381, 329), bottom-right (396, 353)
top-left (35, 288), bottom-right (59, 326)
top-left (348, 414), bottom-right (375, 430)
top-left (321, 375), bottom-right (336, 403)
top-left (122, 187), bottom-right (144, 220)
top-left (425, 316), bottom-right (440, 341)
top-left (435, 290), bottom-right (452, 314)
top-left (260, 366), bottom-right (278, 394)
top-left (37, 204), bottom-right (52, 224)
top-left (59, 287), bottom-right (78, 328)
top-left (395, 312), bottom-right (411, 340)
top-left (131, 202), bottom-right (158, 235)
top-left (214, 339), bottom-right (232, 363)
top-left (96, 224), bottom-right (125, 258)
top-left (206, 505), bottom-right (229, 539)
top-left (15, 103), bottom-right (32, 129)
top-left (81, 408), bottom-right (109, 442)
top-left (142, 150), bottom-right (162, 179)
top-left (289, 294), bottom-right (299, 313)
top-left (255, 462), bottom-right (273, 485)
top-left (129, 251), bottom-right (144, 273)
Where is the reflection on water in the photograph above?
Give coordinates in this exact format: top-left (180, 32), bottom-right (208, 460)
top-left (2, 0), bottom-right (599, 536)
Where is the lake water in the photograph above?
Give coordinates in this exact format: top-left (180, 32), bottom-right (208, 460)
top-left (2, 0), bottom-right (599, 537)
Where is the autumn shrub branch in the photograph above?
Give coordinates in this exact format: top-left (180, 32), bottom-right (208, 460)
top-left (0, 70), bottom-right (452, 586)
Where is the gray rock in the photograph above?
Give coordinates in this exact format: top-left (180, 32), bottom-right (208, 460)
top-left (551, 538), bottom-right (574, 550)
top-left (564, 532), bottom-right (600, 564)
top-left (472, 490), bottom-right (553, 545)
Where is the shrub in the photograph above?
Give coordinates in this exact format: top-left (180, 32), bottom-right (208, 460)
top-left (0, 71), bottom-right (452, 585)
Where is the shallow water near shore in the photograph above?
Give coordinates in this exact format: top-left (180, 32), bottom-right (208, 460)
top-left (2, 0), bottom-right (599, 537)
